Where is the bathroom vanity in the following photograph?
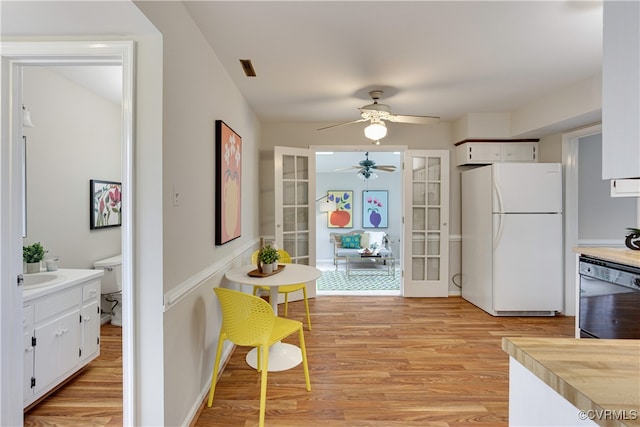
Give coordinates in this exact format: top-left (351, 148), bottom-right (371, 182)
top-left (22, 269), bottom-right (103, 409)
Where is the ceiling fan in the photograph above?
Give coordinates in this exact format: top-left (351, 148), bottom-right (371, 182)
top-left (339, 152), bottom-right (396, 180)
top-left (318, 90), bottom-right (440, 141)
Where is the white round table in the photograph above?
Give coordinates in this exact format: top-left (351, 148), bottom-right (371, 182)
top-left (224, 263), bottom-right (321, 371)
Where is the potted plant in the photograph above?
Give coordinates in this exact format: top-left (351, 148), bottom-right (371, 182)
top-left (258, 245), bottom-right (279, 274)
top-left (23, 242), bottom-right (47, 274)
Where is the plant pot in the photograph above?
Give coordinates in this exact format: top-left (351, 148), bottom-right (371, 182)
top-left (262, 263), bottom-right (273, 274)
top-left (25, 262), bottom-right (40, 274)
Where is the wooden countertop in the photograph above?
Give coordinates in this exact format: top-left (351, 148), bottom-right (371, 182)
top-left (502, 337), bottom-right (640, 427)
top-left (575, 247), bottom-right (640, 268)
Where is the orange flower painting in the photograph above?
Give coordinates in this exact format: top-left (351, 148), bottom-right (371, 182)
top-left (215, 120), bottom-right (242, 245)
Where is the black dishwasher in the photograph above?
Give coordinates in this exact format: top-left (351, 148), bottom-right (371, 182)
top-left (579, 256), bottom-right (640, 339)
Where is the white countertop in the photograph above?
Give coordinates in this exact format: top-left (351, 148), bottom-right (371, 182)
top-left (23, 268), bottom-right (103, 301)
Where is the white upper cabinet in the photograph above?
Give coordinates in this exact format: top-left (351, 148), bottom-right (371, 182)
top-left (602, 1), bottom-right (640, 180)
top-left (455, 140), bottom-right (538, 166)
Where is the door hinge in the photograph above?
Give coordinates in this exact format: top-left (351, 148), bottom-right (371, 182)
top-left (31, 336), bottom-right (36, 347)
top-left (97, 336), bottom-right (100, 345)
top-left (97, 306), bottom-right (100, 314)
top-left (79, 348), bottom-right (82, 357)
top-left (17, 274), bottom-right (24, 287)
top-left (79, 314), bottom-right (82, 323)
top-left (31, 377), bottom-right (36, 388)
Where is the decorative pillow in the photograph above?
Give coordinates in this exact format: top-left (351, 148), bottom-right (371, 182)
top-left (359, 233), bottom-right (370, 249)
top-left (368, 231), bottom-right (385, 249)
top-left (341, 234), bottom-right (361, 249)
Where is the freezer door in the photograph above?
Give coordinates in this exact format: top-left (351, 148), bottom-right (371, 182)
top-left (493, 163), bottom-right (562, 213)
top-left (493, 213), bottom-right (563, 312)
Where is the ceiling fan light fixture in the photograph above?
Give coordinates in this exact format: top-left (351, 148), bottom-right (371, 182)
top-left (358, 170), bottom-right (378, 181)
top-left (364, 120), bottom-right (387, 141)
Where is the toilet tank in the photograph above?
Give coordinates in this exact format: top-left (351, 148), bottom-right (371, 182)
top-left (93, 254), bottom-right (122, 294)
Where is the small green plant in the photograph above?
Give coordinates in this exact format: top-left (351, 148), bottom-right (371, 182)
top-left (23, 242), bottom-right (47, 263)
top-left (258, 245), bottom-right (279, 264)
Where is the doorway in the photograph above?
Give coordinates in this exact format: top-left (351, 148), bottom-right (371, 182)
top-left (563, 124), bottom-right (638, 316)
top-left (0, 41), bottom-right (134, 427)
top-left (315, 148), bottom-right (402, 295)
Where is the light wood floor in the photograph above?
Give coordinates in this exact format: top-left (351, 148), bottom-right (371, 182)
top-left (25, 296), bottom-right (575, 427)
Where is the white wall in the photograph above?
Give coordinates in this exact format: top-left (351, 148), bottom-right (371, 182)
top-left (133, 2), bottom-right (261, 425)
top-left (23, 67), bottom-right (122, 269)
top-left (316, 159), bottom-right (402, 261)
top-left (578, 133), bottom-right (636, 241)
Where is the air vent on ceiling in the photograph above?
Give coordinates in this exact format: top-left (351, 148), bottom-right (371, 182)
top-left (239, 59), bottom-right (256, 77)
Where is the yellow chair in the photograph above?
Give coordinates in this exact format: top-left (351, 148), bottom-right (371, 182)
top-left (207, 287), bottom-right (311, 427)
top-left (251, 249), bottom-right (312, 330)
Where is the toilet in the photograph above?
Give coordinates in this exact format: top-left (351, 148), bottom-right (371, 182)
top-left (93, 254), bottom-right (122, 327)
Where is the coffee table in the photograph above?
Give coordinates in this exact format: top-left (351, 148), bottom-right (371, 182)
top-left (345, 253), bottom-right (395, 278)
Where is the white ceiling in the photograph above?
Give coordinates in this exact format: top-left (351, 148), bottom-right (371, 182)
top-left (3, 1), bottom-right (603, 173)
top-left (182, 1), bottom-right (603, 125)
top-left (3, 1), bottom-right (603, 127)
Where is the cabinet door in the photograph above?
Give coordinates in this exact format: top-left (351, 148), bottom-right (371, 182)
top-left (470, 143), bottom-right (501, 163)
top-left (23, 330), bottom-right (34, 402)
top-left (502, 143), bottom-right (537, 162)
top-left (602, 1), bottom-right (640, 179)
top-left (33, 310), bottom-right (80, 395)
top-left (81, 300), bottom-right (100, 362)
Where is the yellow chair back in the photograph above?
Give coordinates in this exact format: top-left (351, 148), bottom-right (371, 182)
top-left (214, 287), bottom-right (275, 347)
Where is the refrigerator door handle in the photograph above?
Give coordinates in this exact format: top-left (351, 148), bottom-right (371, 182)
top-left (494, 214), bottom-right (504, 250)
top-left (493, 170), bottom-right (504, 214)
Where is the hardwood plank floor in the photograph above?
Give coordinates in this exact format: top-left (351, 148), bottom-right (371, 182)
top-left (197, 296), bottom-right (574, 427)
top-left (24, 324), bottom-right (123, 427)
top-left (24, 296), bottom-right (575, 427)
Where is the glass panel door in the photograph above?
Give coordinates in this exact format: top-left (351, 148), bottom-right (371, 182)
top-left (403, 150), bottom-right (449, 297)
top-left (274, 146), bottom-right (316, 298)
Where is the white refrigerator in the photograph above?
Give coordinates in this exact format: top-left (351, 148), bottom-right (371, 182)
top-left (461, 163), bottom-right (563, 316)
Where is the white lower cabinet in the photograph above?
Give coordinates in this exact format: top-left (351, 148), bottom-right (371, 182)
top-left (23, 278), bottom-right (101, 408)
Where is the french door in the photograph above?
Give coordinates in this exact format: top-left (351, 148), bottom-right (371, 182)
top-left (275, 146), bottom-right (450, 298)
top-left (402, 150), bottom-right (450, 297)
top-left (274, 146), bottom-right (317, 300)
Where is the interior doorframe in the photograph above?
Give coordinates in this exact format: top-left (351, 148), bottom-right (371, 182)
top-left (562, 123), bottom-right (601, 317)
top-left (310, 144), bottom-right (408, 289)
top-left (0, 41), bottom-right (135, 426)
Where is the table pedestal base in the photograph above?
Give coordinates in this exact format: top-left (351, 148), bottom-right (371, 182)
top-left (245, 342), bottom-right (302, 372)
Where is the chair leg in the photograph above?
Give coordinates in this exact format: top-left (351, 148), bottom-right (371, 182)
top-left (298, 327), bottom-right (311, 391)
top-left (302, 286), bottom-right (312, 330)
top-left (258, 344), bottom-right (269, 427)
top-left (284, 293), bottom-right (289, 317)
top-left (207, 332), bottom-right (226, 407)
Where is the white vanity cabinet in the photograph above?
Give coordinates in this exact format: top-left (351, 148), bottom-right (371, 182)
top-left (455, 139), bottom-right (539, 166)
top-left (23, 270), bottom-right (102, 408)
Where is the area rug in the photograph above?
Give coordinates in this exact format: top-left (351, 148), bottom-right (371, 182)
top-left (316, 268), bottom-right (400, 291)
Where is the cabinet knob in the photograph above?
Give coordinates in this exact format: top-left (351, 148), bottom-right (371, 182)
top-left (84, 316), bottom-right (91, 323)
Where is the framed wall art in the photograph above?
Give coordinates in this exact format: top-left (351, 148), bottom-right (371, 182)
top-left (363, 190), bottom-right (388, 228)
top-left (90, 179), bottom-right (122, 230)
top-left (215, 120), bottom-right (242, 245)
top-left (327, 190), bottom-right (353, 228)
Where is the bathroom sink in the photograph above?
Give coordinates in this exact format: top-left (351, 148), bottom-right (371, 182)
top-left (23, 273), bottom-right (62, 288)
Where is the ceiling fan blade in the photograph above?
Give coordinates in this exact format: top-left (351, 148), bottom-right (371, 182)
top-left (388, 114), bottom-right (440, 125)
top-left (333, 166), bottom-right (361, 171)
top-left (317, 118), bottom-right (367, 131)
top-left (375, 166), bottom-right (397, 172)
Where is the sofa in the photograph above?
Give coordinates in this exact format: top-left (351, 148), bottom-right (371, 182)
top-left (329, 229), bottom-right (392, 269)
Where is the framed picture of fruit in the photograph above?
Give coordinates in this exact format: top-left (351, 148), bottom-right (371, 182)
top-left (327, 190), bottom-right (353, 228)
top-left (215, 120), bottom-right (242, 245)
top-left (363, 190), bottom-right (388, 228)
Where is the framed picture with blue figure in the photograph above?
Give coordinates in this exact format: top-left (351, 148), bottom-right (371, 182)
top-left (363, 190), bottom-right (388, 228)
top-left (327, 190), bottom-right (353, 228)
